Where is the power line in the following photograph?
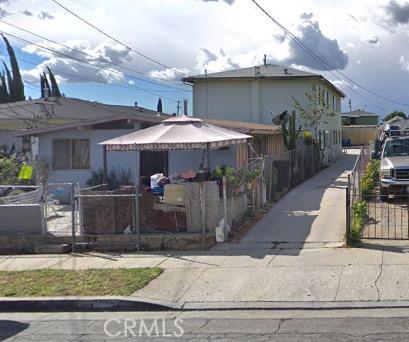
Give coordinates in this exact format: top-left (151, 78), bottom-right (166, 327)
top-left (0, 30), bottom-right (187, 103)
top-left (250, 0), bottom-right (409, 109)
top-left (16, 56), bottom-right (187, 94)
top-left (0, 19), bottom-right (191, 91)
top-left (51, 0), bottom-right (188, 78)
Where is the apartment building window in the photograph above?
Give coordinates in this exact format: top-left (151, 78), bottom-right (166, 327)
top-left (52, 139), bottom-right (90, 170)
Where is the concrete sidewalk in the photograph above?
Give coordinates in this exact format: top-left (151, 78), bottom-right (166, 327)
top-left (239, 149), bottom-right (359, 246)
top-left (2, 244), bottom-right (409, 304)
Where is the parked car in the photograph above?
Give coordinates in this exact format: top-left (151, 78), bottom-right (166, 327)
top-left (380, 136), bottom-right (409, 200)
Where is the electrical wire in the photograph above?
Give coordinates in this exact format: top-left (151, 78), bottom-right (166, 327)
top-left (250, 0), bottom-right (406, 109)
top-left (0, 19), bottom-right (190, 91)
top-left (0, 30), bottom-right (188, 103)
top-left (51, 0), bottom-right (188, 77)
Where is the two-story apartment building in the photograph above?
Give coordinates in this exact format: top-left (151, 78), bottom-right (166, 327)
top-left (183, 63), bottom-right (345, 161)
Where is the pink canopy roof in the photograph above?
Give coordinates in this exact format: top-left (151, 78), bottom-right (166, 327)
top-left (100, 115), bottom-right (251, 151)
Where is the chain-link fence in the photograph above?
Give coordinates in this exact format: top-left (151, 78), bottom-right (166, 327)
top-left (349, 145), bottom-right (371, 198)
top-left (43, 183), bottom-right (79, 236)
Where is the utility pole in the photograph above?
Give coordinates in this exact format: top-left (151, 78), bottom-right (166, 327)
top-left (176, 101), bottom-right (181, 115)
top-left (348, 99), bottom-right (352, 112)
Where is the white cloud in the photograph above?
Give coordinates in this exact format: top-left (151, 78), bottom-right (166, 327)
top-left (331, 79), bottom-right (350, 89)
top-left (21, 40), bottom-right (132, 84)
top-left (148, 67), bottom-right (190, 81)
top-left (195, 48), bottom-right (240, 73)
top-left (198, 0), bottom-right (235, 5)
top-left (399, 55), bottom-right (409, 72)
top-left (38, 11), bottom-right (55, 20)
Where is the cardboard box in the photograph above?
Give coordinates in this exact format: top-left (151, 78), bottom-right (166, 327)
top-left (164, 184), bottom-right (186, 205)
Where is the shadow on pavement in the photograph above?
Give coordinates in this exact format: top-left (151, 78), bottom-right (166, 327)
top-left (0, 320), bottom-right (30, 341)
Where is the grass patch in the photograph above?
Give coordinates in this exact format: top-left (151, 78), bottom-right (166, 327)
top-left (0, 268), bottom-right (163, 297)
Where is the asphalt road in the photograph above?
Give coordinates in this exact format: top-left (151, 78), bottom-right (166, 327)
top-left (3, 309), bottom-right (409, 341)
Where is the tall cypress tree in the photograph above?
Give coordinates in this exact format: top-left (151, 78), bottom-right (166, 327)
top-left (46, 66), bottom-right (61, 97)
top-left (1, 34), bottom-right (24, 101)
top-left (3, 62), bottom-right (13, 100)
top-left (157, 98), bottom-right (163, 113)
top-left (0, 72), bottom-right (9, 103)
top-left (42, 72), bottom-right (51, 97)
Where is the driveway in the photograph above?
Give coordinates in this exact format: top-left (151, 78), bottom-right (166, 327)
top-left (239, 149), bottom-right (360, 246)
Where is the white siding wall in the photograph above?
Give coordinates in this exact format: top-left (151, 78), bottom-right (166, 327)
top-left (38, 128), bottom-right (139, 186)
top-left (37, 128), bottom-right (239, 186)
top-left (168, 146), bottom-right (237, 175)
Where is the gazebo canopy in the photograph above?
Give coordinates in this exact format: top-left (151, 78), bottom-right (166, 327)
top-left (100, 115), bottom-right (252, 151)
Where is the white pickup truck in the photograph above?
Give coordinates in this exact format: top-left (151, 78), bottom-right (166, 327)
top-left (380, 136), bottom-right (409, 200)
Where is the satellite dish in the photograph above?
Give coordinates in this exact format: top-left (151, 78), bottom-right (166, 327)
top-left (271, 110), bottom-right (289, 125)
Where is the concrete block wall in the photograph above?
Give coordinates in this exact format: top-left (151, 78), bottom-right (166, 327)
top-left (0, 204), bottom-right (44, 235)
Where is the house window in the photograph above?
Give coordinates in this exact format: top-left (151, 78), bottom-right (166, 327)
top-left (332, 96), bottom-right (335, 110)
top-left (326, 92), bottom-right (329, 108)
top-left (52, 139), bottom-right (90, 170)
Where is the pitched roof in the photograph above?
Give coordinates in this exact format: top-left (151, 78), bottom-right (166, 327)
top-left (341, 110), bottom-right (379, 117)
top-left (205, 118), bottom-right (280, 135)
top-left (0, 97), bottom-right (165, 131)
top-left (183, 64), bottom-right (345, 97)
top-left (184, 64), bottom-right (317, 80)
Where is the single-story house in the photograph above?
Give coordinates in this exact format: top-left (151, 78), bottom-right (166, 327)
top-left (341, 110), bottom-right (379, 126)
top-left (341, 110), bottom-right (379, 145)
top-left (13, 97), bottom-right (282, 186)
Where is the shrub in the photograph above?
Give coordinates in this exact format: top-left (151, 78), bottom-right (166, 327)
top-left (351, 200), bottom-right (367, 241)
top-left (303, 131), bottom-right (318, 145)
top-left (0, 157), bottom-right (20, 185)
top-left (360, 159), bottom-right (380, 196)
top-left (86, 168), bottom-right (119, 190)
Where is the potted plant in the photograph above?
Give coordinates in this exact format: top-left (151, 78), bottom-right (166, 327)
top-left (246, 168), bottom-right (262, 190)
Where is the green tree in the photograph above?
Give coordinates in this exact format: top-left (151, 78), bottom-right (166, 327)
top-left (292, 80), bottom-right (335, 140)
top-left (0, 72), bottom-right (9, 103)
top-left (40, 67), bottom-right (62, 98)
top-left (47, 66), bottom-right (61, 97)
top-left (2, 34), bottom-right (24, 102)
top-left (40, 72), bottom-right (51, 98)
top-left (383, 110), bottom-right (407, 122)
top-left (157, 98), bottom-right (163, 113)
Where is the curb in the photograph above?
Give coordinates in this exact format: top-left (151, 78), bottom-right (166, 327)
top-left (3, 297), bottom-right (409, 312)
top-left (0, 297), bottom-right (181, 312)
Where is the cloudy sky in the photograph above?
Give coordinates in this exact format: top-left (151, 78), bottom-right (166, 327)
top-left (1, 0), bottom-right (409, 116)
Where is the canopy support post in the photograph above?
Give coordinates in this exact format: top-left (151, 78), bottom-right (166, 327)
top-left (102, 145), bottom-right (107, 187)
top-left (134, 147), bottom-right (140, 251)
top-left (206, 148), bottom-right (211, 169)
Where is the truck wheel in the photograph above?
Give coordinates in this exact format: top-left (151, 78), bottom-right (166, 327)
top-left (380, 188), bottom-right (389, 202)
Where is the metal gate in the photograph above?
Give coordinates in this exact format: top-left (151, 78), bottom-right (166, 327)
top-left (348, 190), bottom-right (409, 240)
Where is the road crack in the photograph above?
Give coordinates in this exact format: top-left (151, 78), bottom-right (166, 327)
top-left (275, 318), bottom-right (291, 333)
top-left (374, 249), bottom-right (384, 301)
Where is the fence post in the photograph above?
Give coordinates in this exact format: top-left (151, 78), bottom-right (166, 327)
top-left (71, 183), bottom-right (76, 253)
top-left (222, 176), bottom-right (228, 236)
top-left (346, 175), bottom-right (351, 245)
top-left (200, 182), bottom-right (206, 249)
